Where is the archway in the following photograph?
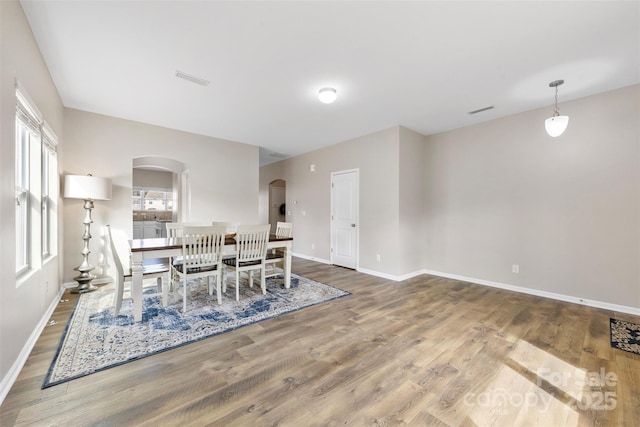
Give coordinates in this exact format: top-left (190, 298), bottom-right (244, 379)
top-left (132, 156), bottom-right (189, 236)
top-left (268, 179), bottom-right (286, 233)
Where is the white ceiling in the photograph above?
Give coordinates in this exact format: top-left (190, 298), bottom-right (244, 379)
top-left (21, 1), bottom-right (640, 166)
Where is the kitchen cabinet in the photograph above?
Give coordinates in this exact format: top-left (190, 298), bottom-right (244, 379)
top-left (158, 221), bottom-right (169, 238)
top-left (133, 221), bottom-right (143, 239)
top-left (144, 221), bottom-right (159, 238)
top-left (133, 220), bottom-right (161, 239)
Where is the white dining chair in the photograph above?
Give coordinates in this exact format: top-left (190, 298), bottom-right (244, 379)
top-left (222, 224), bottom-right (270, 301)
top-left (166, 222), bottom-right (209, 240)
top-left (166, 221), bottom-right (209, 270)
top-left (212, 221), bottom-right (239, 284)
top-left (265, 222), bottom-right (293, 278)
top-left (165, 222), bottom-right (187, 288)
top-left (165, 222), bottom-right (183, 239)
top-left (170, 225), bottom-right (226, 312)
top-left (212, 221), bottom-right (238, 234)
top-left (107, 225), bottom-right (170, 316)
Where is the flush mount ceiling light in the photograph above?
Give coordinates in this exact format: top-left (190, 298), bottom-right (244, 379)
top-left (545, 79), bottom-right (569, 137)
top-left (318, 87), bottom-right (337, 104)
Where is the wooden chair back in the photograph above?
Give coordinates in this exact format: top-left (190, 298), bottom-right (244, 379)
top-left (212, 221), bottom-right (238, 234)
top-left (275, 222), bottom-right (293, 238)
top-left (234, 224), bottom-right (270, 264)
top-left (181, 225), bottom-right (226, 270)
top-left (107, 224), bottom-right (130, 279)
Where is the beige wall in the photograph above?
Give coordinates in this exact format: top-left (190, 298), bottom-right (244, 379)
top-left (260, 86), bottom-right (639, 310)
top-left (260, 127), bottom-right (402, 272)
top-left (62, 108), bottom-right (260, 284)
top-left (260, 125), bottom-right (427, 276)
top-left (133, 168), bottom-right (173, 189)
top-left (0, 0), bottom-right (64, 388)
top-left (2, 0), bottom-right (638, 397)
top-left (423, 85), bottom-right (639, 308)
top-left (398, 126), bottom-right (425, 276)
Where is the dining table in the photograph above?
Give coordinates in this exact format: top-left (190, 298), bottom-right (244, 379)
top-left (129, 234), bottom-right (293, 322)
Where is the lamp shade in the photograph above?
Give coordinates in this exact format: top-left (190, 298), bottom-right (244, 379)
top-left (545, 115), bottom-right (569, 137)
top-left (64, 175), bottom-right (112, 200)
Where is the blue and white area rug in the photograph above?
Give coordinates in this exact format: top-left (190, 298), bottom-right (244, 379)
top-left (43, 274), bottom-right (349, 388)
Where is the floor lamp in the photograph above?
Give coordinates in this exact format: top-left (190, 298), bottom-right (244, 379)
top-left (64, 174), bottom-right (112, 293)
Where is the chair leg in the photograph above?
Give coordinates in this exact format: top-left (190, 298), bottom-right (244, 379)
top-left (162, 275), bottom-right (169, 307)
top-left (235, 272), bottom-right (240, 301)
top-left (216, 273), bottom-right (222, 305)
top-left (114, 279), bottom-right (124, 316)
top-left (249, 271), bottom-right (254, 288)
top-left (260, 266), bottom-right (266, 295)
top-left (182, 277), bottom-right (188, 313)
top-left (222, 267), bottom-right (228, 293)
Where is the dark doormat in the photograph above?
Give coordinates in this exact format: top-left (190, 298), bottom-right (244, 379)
top-left (610, 318), bottom-right (640, 355)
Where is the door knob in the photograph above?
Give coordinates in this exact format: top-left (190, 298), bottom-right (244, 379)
top-left (351, 224), bottom-right (356, 227)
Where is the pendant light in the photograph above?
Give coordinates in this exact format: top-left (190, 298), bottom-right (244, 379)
top-left (545, 79), bottom-right (569, 137)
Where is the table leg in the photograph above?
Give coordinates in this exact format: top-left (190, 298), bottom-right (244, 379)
top-left (284, 242), bottom-right (292, 289)
top-left (131, 252), bottom-right (144, 322)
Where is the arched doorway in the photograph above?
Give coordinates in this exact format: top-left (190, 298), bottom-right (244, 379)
top-left (268, 179), bottom-right (286, 233)
top-left (132, 156), bottom-right (189, 237)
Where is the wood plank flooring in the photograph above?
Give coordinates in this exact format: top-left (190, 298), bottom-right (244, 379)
top-left (1, 258), bottom-right (639, 426)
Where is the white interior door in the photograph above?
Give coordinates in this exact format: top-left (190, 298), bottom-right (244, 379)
top-left (331, 170), bottom-right (358, 269)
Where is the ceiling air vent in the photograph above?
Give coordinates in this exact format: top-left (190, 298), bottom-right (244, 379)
top-left (175, 70), bottom-right (210, 87)
top-left (468, 105), bottom-right (494, 115)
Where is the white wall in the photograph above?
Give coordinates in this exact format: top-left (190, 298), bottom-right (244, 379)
top-left (0, 0), bottom-right (64, 391)
top-left (423, 85), bottom-right (640, 309)
top-left (62, 108), bottom-right (260, 283)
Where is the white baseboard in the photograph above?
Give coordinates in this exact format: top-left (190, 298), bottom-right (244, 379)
top-left (0, 287), bottom-right (65, 406)
top-left (422, 269), bottom-right (640, 316)
top-left (357, 267), bottom-right (424, 282)
top-left (292, 252), bottom-right (331, 265)
top-left (62, 275), bottom-right (114, 289)
top-left (62, 281), bottom-right (76, 289)
top-left (93, 276), bottom-right (114, 285)
top-left (333, 262), bottom-right (640, 315)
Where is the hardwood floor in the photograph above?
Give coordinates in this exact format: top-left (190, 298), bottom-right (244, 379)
top-left (1, 258), bottom-right (639, 426)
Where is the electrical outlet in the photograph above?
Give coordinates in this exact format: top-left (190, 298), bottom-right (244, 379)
top-left (512, 264), bottom-right (520, 274)
top-left (311, 243), bottom-right (315, 250)
top-left (376, 254), bottom-right (381, 262)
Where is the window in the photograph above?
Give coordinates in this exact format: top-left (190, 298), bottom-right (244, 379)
top-left (15, 81), bottom-right (58, 277)
top-left (132, 187), bottom-right (174, 211)
top-left (15, 84), bottom-right (42, 275)
top-left (42, 122), bottom-right (58, 259)
top-left (132, 189), bottom-right (142, 210)
top-left (15, 118), bottom-right (31, 274)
